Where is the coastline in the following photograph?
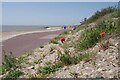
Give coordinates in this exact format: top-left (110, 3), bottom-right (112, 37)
top-left (0, 27), bottom-right (62, 42)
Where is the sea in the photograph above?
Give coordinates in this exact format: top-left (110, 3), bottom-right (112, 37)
top-left (2, 25), bottom-right (48, 32)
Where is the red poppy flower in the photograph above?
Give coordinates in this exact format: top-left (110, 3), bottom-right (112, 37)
top-left (100, 32), bottom-right (106, 37)
top-left (60, 38), bottom-right (65, 43)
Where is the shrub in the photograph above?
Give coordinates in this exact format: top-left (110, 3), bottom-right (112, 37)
top-left (59, 53), bottom-right (73, 65)
top-left (77, 29), bottom-right (99, 51)
top-left (86, 7), bottom-right (117, 23)
top-left (77, 19), bottom-right (118, 51)
top-left (111, 11), bottom-right (119, 18)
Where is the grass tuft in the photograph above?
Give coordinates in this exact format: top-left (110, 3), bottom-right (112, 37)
top-left (2, 51), bottom-right (24, 79)
top-left (37, 62), bottom-right (63, 78)
top-left (2, 52), bottom-right (18, 74)
top-left (58, 50), bottom-right (95, 65)
top-left (3, 70), bottom-right (23, 80)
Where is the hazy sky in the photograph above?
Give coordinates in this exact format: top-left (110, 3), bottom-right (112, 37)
top-left (2, 2), bottom-right (117, 25)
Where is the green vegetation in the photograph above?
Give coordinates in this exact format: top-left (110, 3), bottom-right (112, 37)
top-left (38, 62), bottom-right (63, 77)
top-left (36, 50), bottom-right (95, 78)
top-left (75, 25), bottom-right (85, 32)
top-left (1, 6), bottom-right (119, 79)
top-left (61, 30), bottom-right (69, 35)
top-left (2, 52), bottom-right (18, 74)
top-left (2, 52), bottom-right (24, 79)
top-left (76, 19), bottom-right (119, 51)
top-left (111, 11), bottom-right (119, 18)
top-left (58, 50), bottom-right (95, 65)
top-left (50, 36), bottom-right (60, 44)
top-left (3, 70), bottom-right (23, 80)
top-left (50, 30), bottom-right (70, 44)
top-left (0, 65), bottom-right (2, 74)
top-left (86, 7), bottom-right (117, 23)
top-left (42, 62), bottom-right (62, 75)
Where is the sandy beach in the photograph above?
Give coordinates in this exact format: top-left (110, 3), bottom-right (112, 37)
top-left (2, 28), bottom-right (64, 57)
top-left (0, 27), bottom-right (64, 64)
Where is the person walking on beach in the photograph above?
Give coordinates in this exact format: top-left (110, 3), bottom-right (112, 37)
top-left (63, 26), bottom-right (67, 29)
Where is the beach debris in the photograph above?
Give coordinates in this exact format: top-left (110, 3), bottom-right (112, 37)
top-left (60, 38), bottom-right (65, 43)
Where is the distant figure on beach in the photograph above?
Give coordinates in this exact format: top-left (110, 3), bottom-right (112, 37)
top-left (63, 26), bottom-right (67, 29)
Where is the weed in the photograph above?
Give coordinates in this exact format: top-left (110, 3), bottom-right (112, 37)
top-left (58, 50), bottom-right (95, 65)
top-left (2, 52), bottom-right (18, 74)
top-left (17, 56), bottom-right (27, 64)
top-left (77, 52), bottom-right (95, 62)
top-left (42, 62), bottom-right (62, 75)
top-left (3, 70), bottom-right (23, 80)
top-left (2, 51), bottom-right (25, 80)
top-left (37, 62), bottom-right (63, 77)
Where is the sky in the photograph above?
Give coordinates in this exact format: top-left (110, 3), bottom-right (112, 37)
top-left (1, 0), bottom-right (120, 2)
top-left (2, 2), bottom-right (118, 26)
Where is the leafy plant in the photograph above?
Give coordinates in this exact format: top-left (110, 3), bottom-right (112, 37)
top-left (3, 70), bottom-right (23, 80)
